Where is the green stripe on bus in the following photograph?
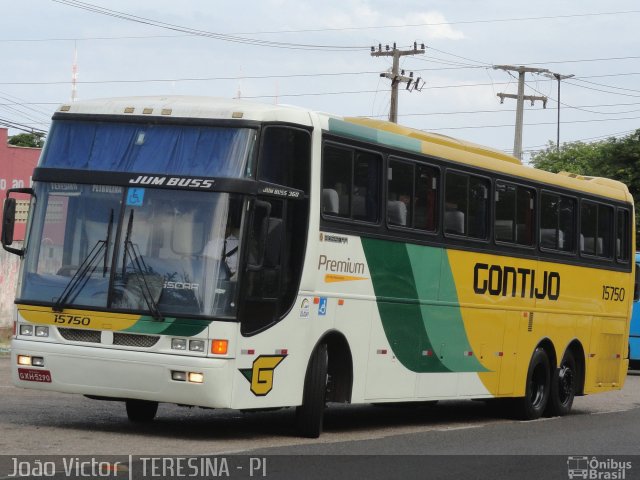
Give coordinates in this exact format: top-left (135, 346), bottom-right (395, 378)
top-left (362, 238), bottom-right (487, 373)
top-left (161, 319), bottom-right (210, 337)
top-left (124, 317), bottom-right (210, 336)
top-left (328, 118), bottom-right (422, 154)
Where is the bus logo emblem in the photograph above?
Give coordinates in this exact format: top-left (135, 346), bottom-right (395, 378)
top-left (239, 355), bottom-right (287, 396)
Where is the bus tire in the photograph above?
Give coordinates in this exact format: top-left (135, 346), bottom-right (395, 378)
top-left (514, 348), bottom-right (550, 420)
top-left (125, 399), bottom-right (158, 423)
top-left (545, 350), bottom-right (576, 417)
top-left (295, 343), bottom-right (328, 438)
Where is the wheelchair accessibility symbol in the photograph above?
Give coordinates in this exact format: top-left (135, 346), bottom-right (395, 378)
top-left (126, 188), bottom-right (145, 206)
top-left (318, 297), bottom-right (327, 316)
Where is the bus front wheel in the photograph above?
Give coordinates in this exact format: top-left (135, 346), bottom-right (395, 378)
top-left (125, 399), bottom-right (158, 423)
top-left (295, 343), bottom-right (328, 438)
top-left (515, 348), bottom-right (550, 420)
top-left (545, 350), bottom-right (576, 417)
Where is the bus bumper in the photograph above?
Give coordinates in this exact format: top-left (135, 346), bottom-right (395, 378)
top-left (10, 339), bottom-right (234, 408)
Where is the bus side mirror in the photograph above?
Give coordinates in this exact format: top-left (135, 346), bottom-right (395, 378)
top-left (634, 264), bottom-right (640, 302)
top-left (246, 200), bottom-right (271, 271)
top-left (2, 188), bottom-right (35, 257)
top-left (2, 198), bottom-right (17, 246)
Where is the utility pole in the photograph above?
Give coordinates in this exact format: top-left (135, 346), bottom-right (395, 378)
top-left (494, 65), bottom-right (550, 160)
top-left (543, 72), bottom-right (574, 152)
top-left (371, 42), bottom-right (426, 123)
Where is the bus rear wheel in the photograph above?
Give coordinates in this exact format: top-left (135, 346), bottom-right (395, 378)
top-left (295, 343), bottom-right (328, 438)
top-left (125, 399), bottom-right (158, 423)
top-left (514, 348), bottom-right (550, 420)
top-left (545, 350), bottom-right (576, 417)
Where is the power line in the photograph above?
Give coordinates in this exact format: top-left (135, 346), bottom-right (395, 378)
top-left (6, 8), bottom-right (640, 43)
top-left (570, 78), bottom-right (640, 94)
top-left (5, 102), bottom-right (638, 119)
top-left (427, 115), bottom-right (640, 132)
top-left (0, 117), bottom-right (47, 134)
top-left (516, 129), bottom-right (639, 153)
top-left (565, 80), bottom-right (640, 98)
top-left (0, 70), bottom-right (382, 86)
top-left (423, 47), bottom-right (491, 67)
top-left (52, 0), bottom-right (369, 51)
top-left (2, 62), bottom-right (640, 88)
top-left (525, 55), bottom-right (640, 66)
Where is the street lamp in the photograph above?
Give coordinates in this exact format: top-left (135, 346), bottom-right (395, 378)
top-left (544, 72), bottom-right (574, 152)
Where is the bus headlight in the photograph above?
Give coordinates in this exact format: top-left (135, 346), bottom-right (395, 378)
top-left (171, 338), bottom-right (187, 350)
top-left (35, 326), bottom-right (49, 338)
top-left (189, 340), bottom-right (205, 352)
top-left (19, 325), bottom-right (33, 336)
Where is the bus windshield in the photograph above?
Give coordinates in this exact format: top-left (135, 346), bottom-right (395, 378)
top-left (20, 183), bottom-right (244, 319)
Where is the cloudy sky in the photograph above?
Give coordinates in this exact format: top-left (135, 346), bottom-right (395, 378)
top-left (3, 0), bottom-right (640, 160)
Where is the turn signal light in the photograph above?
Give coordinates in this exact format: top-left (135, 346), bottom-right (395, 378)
top-left (211, 339), bottom-right (228, 355)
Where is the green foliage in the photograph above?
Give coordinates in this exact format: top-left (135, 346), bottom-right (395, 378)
top-left (8, 132), bottom-right (45, 148)
top-left (531, 129), bottom-right (640, 241)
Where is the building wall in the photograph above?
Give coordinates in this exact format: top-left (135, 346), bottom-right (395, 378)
top-left (0, 129), bottom-right (40, 327)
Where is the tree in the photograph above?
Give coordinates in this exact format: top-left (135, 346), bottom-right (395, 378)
top-left (8, 132), bottom-right (45, 148)
top-left (531, 129), bottom-right (640, 240)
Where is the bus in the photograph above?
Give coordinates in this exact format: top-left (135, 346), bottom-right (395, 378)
top-left (3, 96), bottom-right (635, 438)
top-left (630, 253), bottom-right (640, 369)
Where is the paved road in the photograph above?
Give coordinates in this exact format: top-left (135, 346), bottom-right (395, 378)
top-left (2, 357), bottom-right (640, 478)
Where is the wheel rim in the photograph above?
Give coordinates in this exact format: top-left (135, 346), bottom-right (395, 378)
top-left (557, 364), bottom-right (574, 405)
top-left (529, 363), bottom-right (547, 408)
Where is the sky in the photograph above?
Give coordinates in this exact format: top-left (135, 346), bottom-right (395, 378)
top-left (2, 0), bottom-right (640, 161)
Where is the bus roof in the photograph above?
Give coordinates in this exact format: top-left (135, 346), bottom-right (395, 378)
top-left (56, 95), bottom-right (315, 126)
top-left (56, 96), bottom-right (632, 203)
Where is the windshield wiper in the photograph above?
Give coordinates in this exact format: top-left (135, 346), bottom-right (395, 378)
top-left (121, 210), bottom-right (164, 321)
top-left (103, 208), bottom-right (114, 276)
top-left (53, 240), bottom-right (106, 312)
top-left (53, 208), bottom-right (115, 312)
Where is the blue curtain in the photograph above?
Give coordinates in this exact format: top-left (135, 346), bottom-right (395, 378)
top-left (41, 121), bottom-right (253, 178)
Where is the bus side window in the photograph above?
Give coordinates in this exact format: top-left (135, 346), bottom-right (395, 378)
top-left (388, 159), bottom-right (412, 227)
top-left (258, 126), bottom-right (310, 192)
top-left (580, 200), bottom-right (613, 258)
top-left (540, 192), bottom-right (576, 253)
top-left (322, 145), bottom-right (351, 218)
top-left (414, 164), bottom-right (438, 231)
top-left (353, 151), bottom-right (380, 222)
top-left (616, 208), bottom-right (631, 263)
top-left (495, 181), bottom-right (535, 246)
top-left (322, 143), bottom-right (381, 223)
top-left (444, 170), bottom-right (488, 239)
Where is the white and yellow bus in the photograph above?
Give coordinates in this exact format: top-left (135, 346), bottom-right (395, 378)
top-left (3, 96), bottom-right (635, 437)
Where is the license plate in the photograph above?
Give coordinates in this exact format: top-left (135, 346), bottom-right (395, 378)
top-left (18, 368), bottom-right (52, 383)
